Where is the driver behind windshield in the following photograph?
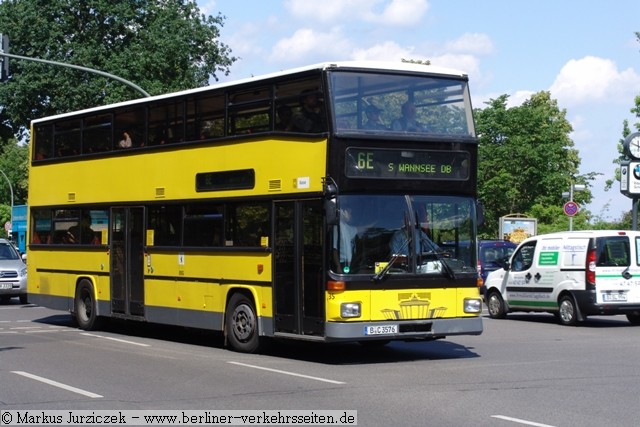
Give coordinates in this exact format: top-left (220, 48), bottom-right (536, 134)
top-left (389, 208), bottom-right (440, 256)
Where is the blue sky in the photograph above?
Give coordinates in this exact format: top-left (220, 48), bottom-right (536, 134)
top-left (199, 0), bottom-right (640, 222)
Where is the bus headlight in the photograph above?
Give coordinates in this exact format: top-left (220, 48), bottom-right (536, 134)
top-left (341, 302), bottom-right (361, 318)
top-left (464, 298), bottom-right (482, 313)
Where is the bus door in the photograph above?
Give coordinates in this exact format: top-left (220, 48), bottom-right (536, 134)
top-left (110, 207), bottom-right (145, 317)
top-left (273, 200), bottom-right (324, 336)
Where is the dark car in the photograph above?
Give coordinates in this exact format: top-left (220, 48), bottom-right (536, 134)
top-left (477, 239), bottom-right (517, 295)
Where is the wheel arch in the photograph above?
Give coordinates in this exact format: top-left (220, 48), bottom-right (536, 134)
top-left (223, 286), bottom-right (259, 336)
top-left (72, 276), bottom-right (100, 315)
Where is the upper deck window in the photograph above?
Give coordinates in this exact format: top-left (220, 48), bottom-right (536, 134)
top-left (329, 71), bottom-right (475, 137)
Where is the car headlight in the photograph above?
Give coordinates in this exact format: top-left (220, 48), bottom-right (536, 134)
top-left (19, 268), bottom-right (27, 277)
top-left (341, 302), bottom-right (361, 318)
top-left (464, 298), bottom-right (482, 313)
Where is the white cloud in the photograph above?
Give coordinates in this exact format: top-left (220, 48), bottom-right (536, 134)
top-left (375, 0), bottom-right (430, 26)
top-left (268, 27), bottom-right (351, 63)
top-left (507, 90), bottom-right (535, 107)
top-left (351, 41), bottom-right (417, 61)
top-left (445, 33), bottom-right (494, 56)
top-left (284, 0), bottom-right (429, 26)
top-left (550, 56), bottom-right (640, 107)
top-left (430, 53), bottom-right (480, 77)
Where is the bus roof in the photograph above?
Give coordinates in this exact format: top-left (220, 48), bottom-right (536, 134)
top-left (31, 61), bottom-right (468, 125)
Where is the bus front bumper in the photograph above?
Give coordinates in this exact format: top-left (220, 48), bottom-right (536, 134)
top-left (324, 316), bottom-right (483, 342)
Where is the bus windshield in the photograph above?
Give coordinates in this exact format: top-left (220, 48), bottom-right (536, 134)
top-left (329, 70), bottom-right (474, 136)
top-left (331, 195), bottom-right (476, 276)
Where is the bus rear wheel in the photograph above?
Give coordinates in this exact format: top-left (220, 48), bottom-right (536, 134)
top-left (225, 293), bottom-right (261, 353)
top-left (75, 280), bottom-right (102, 330)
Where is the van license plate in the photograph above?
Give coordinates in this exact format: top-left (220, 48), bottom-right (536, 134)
top-left (364, 325), bottom-right (398, 335)
top-left (0, 283), bottom-right (11, 290)
top-left (603, 293), bottom-right (627, 302)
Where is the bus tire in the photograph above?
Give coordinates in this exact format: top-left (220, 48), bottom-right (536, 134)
top-left (626, 314), bottom-right (640, 325)
top-left (225, 293), bottom-right (261, 353)
top-left (558, 295), bottom-right (578, 326)
top-left (486, 290), bottom-right (507, 319)
top-left (75, 280), bottom-right (102, 330)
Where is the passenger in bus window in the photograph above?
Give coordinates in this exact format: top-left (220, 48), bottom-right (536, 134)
top-left (276, 105), bottom-right (293, 131)
top-left (118, 131), bottom-right (132, 148)
top-left (67, 214), bottom-right (98, 244)
top-left (391, 101), bottom-right (425, 132)
top-left (363, 104), bottom-right (388, 130)
top-left (332, 206), bottom-right (358, 274)
top-left (291, 90), bottom-right (326, 133)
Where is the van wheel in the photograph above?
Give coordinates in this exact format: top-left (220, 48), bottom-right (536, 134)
top-left (626, 314), bottom-right (640, 325)
top-left (225, 293), bottom-right (261, 353)
top-left (558, 295), bottom-right (578, 326)
top-left (75, 280), bottom-right (102, 330)
top-left (486, 290), bottom-right (507, 319)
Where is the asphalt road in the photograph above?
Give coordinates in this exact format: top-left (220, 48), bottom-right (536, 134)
top-left (2, 298), bottom-right (639, 427)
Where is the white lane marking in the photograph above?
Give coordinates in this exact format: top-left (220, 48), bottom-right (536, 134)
top-left (80, 332), bottom-right (150, 347)
top-left (12, 371), bottom-right (103, 398)
top-left (492, 415), bottom-right (557, 427)
top-left (228, 361), bottom-right (346, 384)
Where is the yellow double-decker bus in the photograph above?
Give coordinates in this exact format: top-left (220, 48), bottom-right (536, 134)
top-left (27, 61), bottom-right (483, 352)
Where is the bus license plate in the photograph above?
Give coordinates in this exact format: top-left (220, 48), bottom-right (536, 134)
top-left (364, 324), bottom-right (398, 335)
top-left (603, 293), bottom-right (627, 302)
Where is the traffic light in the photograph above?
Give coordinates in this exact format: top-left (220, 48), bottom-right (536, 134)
top-left (0, 34), bottom-right (9, 81)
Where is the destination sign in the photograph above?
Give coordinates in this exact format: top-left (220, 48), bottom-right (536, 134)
top-left (345, 148), bottom-right (469, 180)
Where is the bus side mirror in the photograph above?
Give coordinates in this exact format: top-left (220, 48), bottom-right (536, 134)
top-left (325, 198), bottom-right (338, 226)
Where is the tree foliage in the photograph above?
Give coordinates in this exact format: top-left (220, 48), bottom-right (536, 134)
top-left (0, 0), bottom-right (237, 138)
top-left (0, 140), bottom-right (28, 236)
top-left (475, 91), bottom-right (592, 237)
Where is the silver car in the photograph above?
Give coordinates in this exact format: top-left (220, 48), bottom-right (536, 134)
top-left (0, 238), bottom-right (28, 304)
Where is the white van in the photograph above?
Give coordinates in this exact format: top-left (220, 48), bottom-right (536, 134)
top-left (484, 230), bottom-right (640, 325)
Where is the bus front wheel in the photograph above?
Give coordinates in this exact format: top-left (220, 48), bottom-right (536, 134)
top-left (225, 293), bottom-right (261, 353)
top-left (75, 280), bottom-right (101, 330)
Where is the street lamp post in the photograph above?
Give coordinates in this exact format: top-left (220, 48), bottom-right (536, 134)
top-left (562, 184), bottom-right (586, 231)
top-left (0, 169), bottom-right (14, 238)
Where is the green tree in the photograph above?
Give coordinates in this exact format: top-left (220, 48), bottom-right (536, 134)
top-left (0, 140), bottom-right (28, 237)
top-left (0, 0), bottom-right (236, 138)
top-left (475, 91), bottom-right (591, 237)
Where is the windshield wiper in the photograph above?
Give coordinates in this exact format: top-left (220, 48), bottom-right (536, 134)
top-left (419, 234), bottom-right (456, 279)
top-left (372, 238), bottom-right (410, 282)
